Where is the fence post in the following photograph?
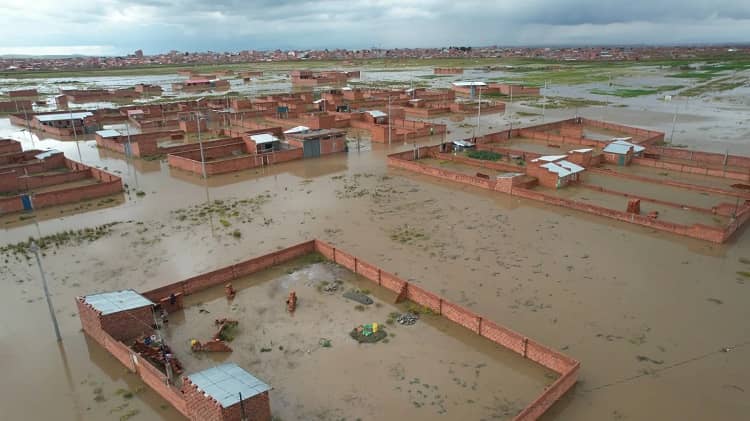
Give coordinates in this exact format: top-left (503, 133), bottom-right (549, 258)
top-left (523, 337), bottom-right (529, 358)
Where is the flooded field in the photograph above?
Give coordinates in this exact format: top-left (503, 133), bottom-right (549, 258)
top-left (582, 172), bottom-right (738, 209)
top-left (534, 184), bottom-right (727, 227)
top-left (166, 256), bottom-right (554, 420)
top-left (2, 62), bottom-right (750, 421)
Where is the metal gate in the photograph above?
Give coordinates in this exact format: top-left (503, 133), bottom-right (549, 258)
top-left (304, 139), bottom-right (321, 158)
top-left (21, 194), bottom-right (33, 211)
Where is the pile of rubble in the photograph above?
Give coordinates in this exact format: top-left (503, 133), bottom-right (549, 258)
top-left (397, 312), bottom-right (419, 326)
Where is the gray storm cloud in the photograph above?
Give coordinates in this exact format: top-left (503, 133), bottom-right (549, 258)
top-left (0, 0), bottom-right (748, 54)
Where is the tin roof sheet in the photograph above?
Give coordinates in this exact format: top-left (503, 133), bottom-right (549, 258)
top-left (83, 289), bottom-right (154, 315)
top-left (188, 363), bottom-right (271, 408)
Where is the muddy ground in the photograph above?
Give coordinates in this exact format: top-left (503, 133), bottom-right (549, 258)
top-left (1, 65), bottom-right (750, 421)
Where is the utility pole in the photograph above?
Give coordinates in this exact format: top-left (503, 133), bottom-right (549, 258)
top-left (125, 124), bottom-right (139, 190)
top-left (70, 110), bottom-right (83, 163)
top-left (474, 86), bottom-right (482, 140)
top-left (387, 96), bottom-right (392, 145)
top-left (669, 99), bottom-right (679, 144)
top-left (22, 106), bottom-right (35, 147)
top-left (542, 80), bottom-right (547, 122)
top-left (30, 241), bottom-right (62, 342)
top-left (194, 97), bottom-right (207, 178)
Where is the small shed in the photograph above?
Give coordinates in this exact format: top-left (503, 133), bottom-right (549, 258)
top-left (602, 139), bottom-right (645, 166)
top-left (183, 363), bottom-right (272, 421)
top-left (248, 133), bottom-right (281, 154)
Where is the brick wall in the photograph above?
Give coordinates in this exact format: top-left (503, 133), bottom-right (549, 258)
top-left (182, 377), bottom-right (270, 421)
top-left (310, 239), bottom-right (579, 420)
top-left (633, 157), bottom-right (750, 182)
top-left (0, 139), bottom-right (22, 154)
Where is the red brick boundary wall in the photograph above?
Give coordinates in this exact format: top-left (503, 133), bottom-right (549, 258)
top-left (388, 147), bottom-right (750, 243)
top-left (588, 167), bottom-right (750, 199)
top-left (167, 145), bottom-right (303, 176)
top-left (632, 157), bottom-right (750, 182)
top-left (434, 67), bottom-right (464, 75)
top-left (80, 240), bottom-right (579, 420)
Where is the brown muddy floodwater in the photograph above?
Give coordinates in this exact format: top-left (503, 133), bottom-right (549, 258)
top-left (1, 99), bottom-right (750, 421)
top-left (166, 256), bottom-right (554, 420)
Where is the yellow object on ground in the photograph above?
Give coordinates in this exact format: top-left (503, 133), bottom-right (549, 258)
top-left (372, 322), bottom-right (379, 333)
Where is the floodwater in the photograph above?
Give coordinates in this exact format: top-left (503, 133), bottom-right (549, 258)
top-left (167, 257), bottom-right (554, 420)
top-left (1, 65), bottom-right (750, 421)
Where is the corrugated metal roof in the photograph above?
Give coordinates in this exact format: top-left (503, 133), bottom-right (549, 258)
top-left (540, 160), bottom-right (585, 178)
top-left (83, 289), bottom-right (154, 315)
top-left (283, 126), bottom-right (310, 134)
top-left (452, 81), bottom-right (487, 87)
top-left (569, 148), bottom-right (593, 153)
top-left (452, 139), bottom-right (474, 148)
top-left (96, 129), bottom-right (121, 138)
top-left (249, 133), bottom-right (279, 144)
top-left (35, 112), bottom-right (93, 122)
top-left (366, 110), bottom-right (387, 118)
top-left (603, 140), bottom-right (645, 155)
top-left (532, 155), bottom-right (567, 163)
top-left (33, 149), bottom-right (63, 160)
top-left (188, 363), bottom-right (270, 408)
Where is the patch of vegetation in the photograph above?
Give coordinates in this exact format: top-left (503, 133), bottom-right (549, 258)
top-left (120, 409), bottom-right (140, 420)
top-left (589, 85), bottom-right (685, 97)
top-left (465, 150), bottom-right (502, 161)
top-left (406, 303), bottom-right (435, 315)
top-left (1, 222), bottom-right (122, 259)
top-left (231, 229), bottom-right (242, 238)
top-left (135, 190), bottom-right (146, 197)
top-left (680, 77), bottom-right (748, 97)
top-left (389, 224), bottom-right (429, 245)
top-left (526, 96), bottom-right (607, 109)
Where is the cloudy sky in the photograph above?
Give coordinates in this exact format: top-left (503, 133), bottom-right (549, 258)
top-left (1, 0), bottom-right (749, 55)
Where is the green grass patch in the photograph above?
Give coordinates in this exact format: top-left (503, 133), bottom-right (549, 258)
top-left (680, 77), bottom-right (748, 97)
top-left (465, 150), bottom-right (502, 161)
top-left (526, 96), bottom-right (607, 109)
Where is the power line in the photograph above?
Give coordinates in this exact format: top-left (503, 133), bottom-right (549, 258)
top-left (583, 339), bottom-right (750, 393)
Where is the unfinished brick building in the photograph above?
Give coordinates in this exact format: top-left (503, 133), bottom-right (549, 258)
top-left (434, 67), bottom-right (464, 75)
top-left (0, 146), bottom-right (123, 215)
top-left (7, 88), bottom-right (38, 98)
top-left (285, 128), bottom-right (347, 157)
top-left (290, 70), bottom-right (360, 86)
top-left (0, 99), bottom-right (33, 113)
top-left (167, 129), bottom-right (303, 176)
top-left (172, 79), bottom-right (230, 92)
